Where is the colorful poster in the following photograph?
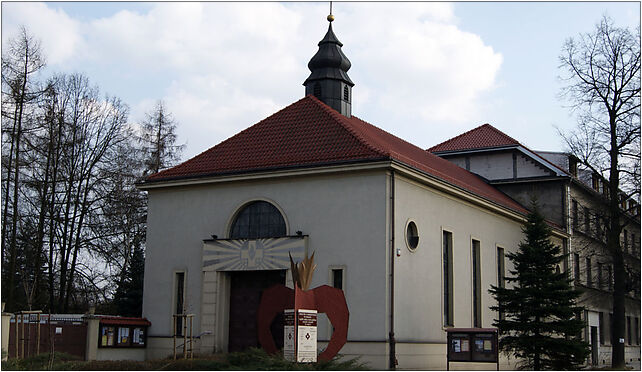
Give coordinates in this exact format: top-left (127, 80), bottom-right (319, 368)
top-left (296, 309), bottom-right (317, 363)
top-left (118, 327), bottom-right (130, 345)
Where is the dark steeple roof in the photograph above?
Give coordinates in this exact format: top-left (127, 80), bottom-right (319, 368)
top-left (303, 17), bottom-right (354, 117)
top-left (304, 23), bottom-right (354, 86)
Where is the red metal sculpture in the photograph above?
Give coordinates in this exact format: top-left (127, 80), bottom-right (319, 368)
top-left (256, 253), bottom-right (349, 361)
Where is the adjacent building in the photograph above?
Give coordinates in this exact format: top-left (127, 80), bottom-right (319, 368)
top-left (430, 124), bottom-right (641, 367)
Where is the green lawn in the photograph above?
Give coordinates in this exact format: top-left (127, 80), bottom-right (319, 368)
top-left (2, 348), bottom-right (369, 370)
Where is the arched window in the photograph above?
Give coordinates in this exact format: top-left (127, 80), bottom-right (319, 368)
top-left (230, 201), bottom-right (286, 239)
top-left (313, 83), bottom-right (322, 98)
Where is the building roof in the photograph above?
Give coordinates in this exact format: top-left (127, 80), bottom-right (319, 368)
top-left (144, 95), bottom-right (528, 215)
top-left (428, 123), bottom-right (569, 176)
top-left (99, 316), bottom-right (151, 326)
top-left (428, 123), bottom-right (520, 153)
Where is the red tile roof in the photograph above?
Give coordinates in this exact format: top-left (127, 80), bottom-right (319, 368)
top-left (145, 96), bottom-right (527, 215)
top-left (99, 317), bottom-right (151, 326)
top-left (428, 123), bottom-right (520, 153)
top-left (427, 123), bottom-right (570, 175)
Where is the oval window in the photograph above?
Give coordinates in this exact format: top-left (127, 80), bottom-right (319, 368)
top-left (406, 221), bottom-right (419, 251)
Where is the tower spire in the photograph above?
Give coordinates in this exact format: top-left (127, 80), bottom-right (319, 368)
top-left (303, 8), bottom-right (354, 117)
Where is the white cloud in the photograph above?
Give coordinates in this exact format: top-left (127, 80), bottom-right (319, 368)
top-left (2, 2), bottom-right (81, 64)
top-left (2, 2), bottom-right (503, 157)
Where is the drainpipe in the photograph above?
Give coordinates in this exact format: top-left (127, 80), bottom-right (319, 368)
top-left (389, 170), bottom-right (396, 370)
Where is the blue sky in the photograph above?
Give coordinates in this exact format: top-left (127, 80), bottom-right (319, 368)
top-left (2, 2), bottom-right (640, 160)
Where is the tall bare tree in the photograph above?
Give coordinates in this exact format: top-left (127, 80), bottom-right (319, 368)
top-left (559, 16), bottom-right (640, 368)
top-left (138, 100), bottom-right (184, 175)
top-left (1, 26), bottom-right (46, 310)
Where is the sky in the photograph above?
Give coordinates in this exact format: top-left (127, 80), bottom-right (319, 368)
top-left (2, 1), bottom-right (640, 160)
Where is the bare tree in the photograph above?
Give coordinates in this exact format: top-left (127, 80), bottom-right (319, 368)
top-left (559, 16), bottom-right (640, 368)
top-left (138, 100), bottom-right (184, 175)
top-left (1, 26), bottom-right (46, 310)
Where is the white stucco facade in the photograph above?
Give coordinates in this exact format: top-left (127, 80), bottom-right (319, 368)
top-left (140, 161), bottom-right (561, 369)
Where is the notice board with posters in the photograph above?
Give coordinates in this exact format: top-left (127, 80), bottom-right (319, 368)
top-left (446, 328), bottom-right (498, 370)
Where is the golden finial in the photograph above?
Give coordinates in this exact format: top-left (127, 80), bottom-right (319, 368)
top-left (327, 1), bottom-right (334, 22)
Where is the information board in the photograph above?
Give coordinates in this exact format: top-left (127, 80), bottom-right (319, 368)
top-left (296, 309), bottom-right (317, 363)
top-left (283, 310), bottom-right (295, 362)
top-left (282, 309), bottom-right (318, 363)
top-left (446, 328), bottom-right (498, 370)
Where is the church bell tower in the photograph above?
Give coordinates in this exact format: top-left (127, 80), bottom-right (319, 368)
top-left (303, 13), bottom-right (354, 117)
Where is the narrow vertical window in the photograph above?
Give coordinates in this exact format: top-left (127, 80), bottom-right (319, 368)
top-left (635, 317), bottom-right (640, 345)
top-left (562, 239), bottom-right (569, 275)
top-left (174, 272), bottom-right (185, 336)
top-left (597, 263), bottom-right (603, 289)
top-left (584, 207), bottom-right (591, 233)
top-left (497, 247), bottom-right (505, 321)
top-left (607, 265), bottom-right (613, 291)
top-left (609, 313), bottom-right (614, 344)
top-left (572, 200), bottom-right (578, 229)
top-left (627, 316), bottom-right (632, 345)
top-left (443, 231), bottom-right (453, 327)
top-left (472, 239), bottom-right (481, 328)
top-left (331, 268), bottom-right (344, 290)
top-left (586, 257), bottom-right (592, 287)
top-left (343, 85), bottom-right (349, 102)
top-left (632, 232), bottom-right (636, 254)
top-left (574, 253), bottom-right (581, 285)
top-left (599, 312), bottom-right (605, 345)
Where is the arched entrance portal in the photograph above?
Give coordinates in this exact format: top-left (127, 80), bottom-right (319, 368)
top-left (227, 201), bottom-right (287, 352)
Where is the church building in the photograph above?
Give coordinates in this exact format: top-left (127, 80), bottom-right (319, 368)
top-left (138, 16), bottom-right (570, 369)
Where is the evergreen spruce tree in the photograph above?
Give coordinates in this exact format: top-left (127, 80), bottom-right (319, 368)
top-left (114, 245), bottom-right (145, 317)
top-left (490, 203), bottom-right (590, 370)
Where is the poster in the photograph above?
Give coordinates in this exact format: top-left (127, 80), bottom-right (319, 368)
top-left (483, 340), bottom-right (492, 351)
top-left (461, 339), bottom-right (469, 352)
top-left (283, 310), bottom-right (295, 362)
top-left (475, 339), bottom-right (484, 352)
top-left (452, 339), bottom-right (461, 352)
top-left (296, 309), bottom-right (317, 363)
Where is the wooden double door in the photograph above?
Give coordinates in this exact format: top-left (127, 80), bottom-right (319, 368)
top-left (228, 270), bottom-right (286, 352)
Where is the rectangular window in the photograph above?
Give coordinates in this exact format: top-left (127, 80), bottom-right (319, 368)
top-left (584, 207), bottom-right (591, 233)
top-left (635, 317), bottom-right (640, 345)
top-left (597, 263), bottom-right (603, 289)
top-left (472, 239), bottom-right (481, 328)
top-left (574, 253), bottom-right (581, 285)
top-left (586, 257), bottom-right (592, 287)
top-left (331, 268), bottom-right (344, 290)
top-left (599, 312), bottom-right (605, 345)
top-left (443, 231), bottom-right (453, 327)
top-left (609, 313), bottom-right (614, 345)
top-left (562, 240), bottom-right (569, 275)
top-left (497, 247), bottom-right (505, 289)
top-left (497, 247), bottom-right (505, 321)
top-left (628, 316), bottom-right (632, 345)
top-left (632, 232), bottom-right (637, 254)
top-left (607, 265), bottom-right (613, 291)
top-left (174, 272), bottom-right (185, 336)
top-left (572, 200), bottom-right (578, 230)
